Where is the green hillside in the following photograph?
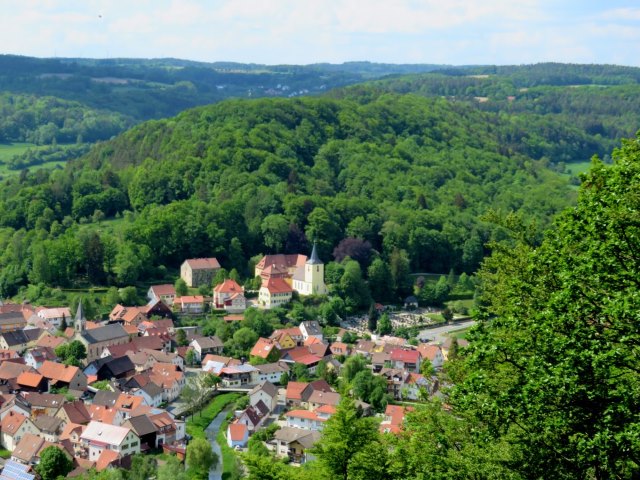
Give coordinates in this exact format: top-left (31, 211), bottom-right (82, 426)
top-left (0, 90), bottom-right (574, 297)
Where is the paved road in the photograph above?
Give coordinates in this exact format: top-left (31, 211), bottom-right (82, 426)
top-left (418, 319), bottom-right (476, 344)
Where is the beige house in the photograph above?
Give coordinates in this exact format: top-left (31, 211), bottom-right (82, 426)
top-left (180, 258), bottom-right (221, 287)
top-left (0, 411), bottom-right (38, 450)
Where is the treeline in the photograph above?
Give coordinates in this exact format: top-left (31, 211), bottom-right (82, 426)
top-left (0, 55), bottom-right (441, 122)
top-left (0, 93), bottom-right (133, 144)
top-left (351, 71), bottom-right (640, 164)
top-left (0, 91), bottom-right (574, 298)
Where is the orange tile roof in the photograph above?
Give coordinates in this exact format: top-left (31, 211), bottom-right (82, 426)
top-left (114, 394), bottom-right (144, 411)
top-left (286, 381), bottom-right (308, 401)
top-left (176, 295), bottom-right (205, 304)
top-left (36, 336), bottom-right (67, 349)
top-left (96, 449), bottom-right (120, 471)
top-left (149, 284), bottom-right (176, 296)
top-left (214, 279), bottom-right (243, 294)
top-left (38, 360), bottom-right (80, 383)
top-left (315, 405), bottom-right (337, 415)
top-left (228, 422), bottom-right (248, 441)
top-left (286, 409), bottom-right (327, 421)
top-left (17, 371), bottom-right (44, 387)
top-left (417, 344), bottom-right (442, 361)
top-left (1, 411), bottom-right (28, 434)
top-left (250, 338), bottom-right (278, 359)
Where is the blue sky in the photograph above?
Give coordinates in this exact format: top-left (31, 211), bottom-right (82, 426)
top-left (2, 0), bottom-right (640, 66)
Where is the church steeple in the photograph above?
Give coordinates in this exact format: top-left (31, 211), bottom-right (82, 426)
top-left (75, 299), bottom-right (86, 333)
top-left (307, 241), bottom-right (322, 265)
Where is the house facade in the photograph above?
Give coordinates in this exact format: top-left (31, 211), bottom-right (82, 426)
top-left (180, 258), bottom-right (221, 287)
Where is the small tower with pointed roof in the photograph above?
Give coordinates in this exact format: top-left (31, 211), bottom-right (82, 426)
top-left (303, 242), bottom-right (328, 295)
top-left (75, 299), bottom-right (86, 333)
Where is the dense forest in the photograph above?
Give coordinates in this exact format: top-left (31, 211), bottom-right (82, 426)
top-left (0, 89), bottom-right (575, 302)
top-left (2, 59), bottom-right (640, 176)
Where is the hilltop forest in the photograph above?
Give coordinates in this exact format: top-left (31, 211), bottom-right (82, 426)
top-left (0, 88), bottom-right (575, 301)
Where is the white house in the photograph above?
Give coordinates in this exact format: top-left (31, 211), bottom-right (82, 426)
top-left (226, 422), bottom-right (248, 449)
top-left (80, 421), bottom-right (140, 461)
top-left (248, 381), bottom-right (278, 413)
top-left (251, 362), bottom-right (290, 385)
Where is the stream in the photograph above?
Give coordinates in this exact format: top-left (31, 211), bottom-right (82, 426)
top-left (205, 406), bottom-right (232, 480)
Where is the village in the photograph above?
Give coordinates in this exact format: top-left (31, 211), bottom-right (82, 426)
top-left (0, 244), bottom-right (468, 479)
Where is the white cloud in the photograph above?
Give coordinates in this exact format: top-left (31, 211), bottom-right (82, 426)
top-left (0, 0), bottom-right (638, 65)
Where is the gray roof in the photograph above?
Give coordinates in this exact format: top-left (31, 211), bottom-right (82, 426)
top-left (125, 415), bottom-right (157, 436)
top-left (192, 336), bottom-right (223, 349)
top-left (81, 324), bottom-right (129, 344)
top-left (141, 382), bottom-right (163, 398)
top-left (0, 312), bottom-right (26, 326)
top-left (255, 361), bottom-right (289, 374)
top-left (301, 321), bottom-right (322, 336)
top-left (33, 414), bottom-right (63, 433)
top-left (93, 390), bottom-right (119, 407)
top-left (249, 380), bottom-right (278, 399)
top-left (307, 242), bottom-right (322, 265)
top-left (0, 330), bottom-right (29, 346)
top-left (274, 427), bottom-right (321, 448)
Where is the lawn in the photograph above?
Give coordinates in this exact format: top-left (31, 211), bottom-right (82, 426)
top-left (0, 142), bottom-right (39, 161)
top-left (185, 392), bottom-right (242, 439)
top-left (447, 327), bottom-right (470, 340)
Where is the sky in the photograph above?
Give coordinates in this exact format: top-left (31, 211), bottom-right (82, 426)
top-left (1, 0), bottom-right (640, 66)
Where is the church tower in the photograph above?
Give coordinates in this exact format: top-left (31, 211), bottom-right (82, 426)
top-left (75, 299), bottom-right (86, 333)
top-left (304, 242), bottom-right (328, 295)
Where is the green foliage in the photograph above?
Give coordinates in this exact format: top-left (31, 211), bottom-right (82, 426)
top-left (351, 369), bottom-right (391, 412)
top-left (119, 286), bottom-right (140, 305)
top-left (54, 340), bottom-right (86, 366)
top-left (35, 446), bottom-right (73, 480)
top-left (176, 329), bottom-right (189, 346)
top-left (175, 278), bottom-right (189, 296)
top-left (129, 456), bottom-right (158, 480)
top-left (291, 362), bottom-right (311, 382)
top-left (312, 397), bottom-right (381, 480)
top-left (451, 137), bottom-right (640, 478)
top-left (341, 355), bottom-right (367, 384)
top-left (157, 455), bottom-right (187, 480)
top-left (186, 437), bottom-right (217, 480)
top-left (377, 313), bottom-right (392, 336)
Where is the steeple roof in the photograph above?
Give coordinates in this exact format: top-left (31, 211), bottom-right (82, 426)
top-left (75, 299), bottom-right (85, 322)
top-left (307, 242), bottom-right (322, 265)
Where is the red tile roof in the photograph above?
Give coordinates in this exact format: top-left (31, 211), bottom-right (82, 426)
top-left (214, 279), bottom-right (243, 294)
top-left (261, 277), bottom-right (293, 294)
top-left (184, 258), bottom-right (220, 270)
top-left (390, 348), bottom-right (421, 364)
top-left (149, 284), bottom-right (176, 296)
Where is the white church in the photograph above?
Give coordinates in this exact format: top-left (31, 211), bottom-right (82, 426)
top-left (292, 243), bottom-right (328, 296)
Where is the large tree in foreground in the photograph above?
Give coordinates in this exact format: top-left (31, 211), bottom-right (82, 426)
top-left (453, 137), bottom-right (640, 479)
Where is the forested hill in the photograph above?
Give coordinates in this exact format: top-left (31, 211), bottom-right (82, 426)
top-left (342, 62), bottom-right (640, 163)
top-left (0, 55), bottom-right (446, 121)
top-left (0, 90), bottom-right (577, 296)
